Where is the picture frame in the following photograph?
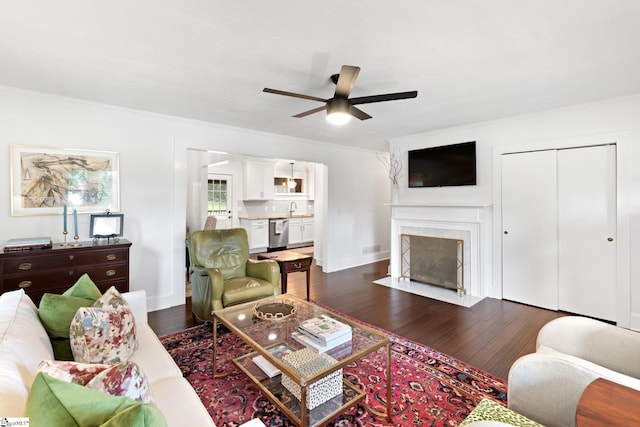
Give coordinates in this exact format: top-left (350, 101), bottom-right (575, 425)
top-left (89, 213), bottom-right (124, 238)
top-left (10, 145), bottom-right (120, 216)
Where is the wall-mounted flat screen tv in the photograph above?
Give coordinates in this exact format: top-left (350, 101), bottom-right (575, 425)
top-left (408, 141), bottom-right (477, 187)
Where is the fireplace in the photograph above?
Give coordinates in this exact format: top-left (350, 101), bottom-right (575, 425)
top-left (388, 203), bottom-right (493, 300)
top-left (401, 234), bottom-right (464, 295)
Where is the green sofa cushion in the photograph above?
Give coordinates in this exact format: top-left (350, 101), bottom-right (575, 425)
top-left (38, 274), bottom-right (102, 360)
top-left (24, 373), bottom-right (167, 427)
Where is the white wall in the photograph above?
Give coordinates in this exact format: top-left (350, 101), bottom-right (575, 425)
top-left (390, 94), bottom-right (640, 328)
top-left (0, 87), bottom-right (391, 311)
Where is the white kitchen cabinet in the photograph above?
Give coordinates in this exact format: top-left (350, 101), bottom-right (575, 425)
top-left (501, 144), bottom-right (616, 320)
top-left (243, 161), bottom-right (274, 200)
top-left (288, 217), bottom-right (314, 247)
top-left (240, 219), bottom-right (269, 252)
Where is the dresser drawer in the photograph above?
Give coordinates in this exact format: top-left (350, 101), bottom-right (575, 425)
top-left (11, 279), bottom-right (129, 307)
top-left (2, 248), bottom-right (129, 275)
top-left (2, 263), bottom-right (129, 293)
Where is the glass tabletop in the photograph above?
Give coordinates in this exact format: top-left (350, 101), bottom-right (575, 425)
top-left (213, 294), bottom-right (389, 383)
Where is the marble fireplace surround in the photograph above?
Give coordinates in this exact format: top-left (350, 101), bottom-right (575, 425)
top-left (380, 203), bottom-right (492, 306)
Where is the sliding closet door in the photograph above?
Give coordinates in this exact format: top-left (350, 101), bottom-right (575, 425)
top-left (502, 150), bottom-right (559, 310)
top-left (558, 145), bottom-right (616, 321)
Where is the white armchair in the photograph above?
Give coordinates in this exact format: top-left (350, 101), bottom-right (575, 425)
top-left (507, 316), bottom-right (640, 427)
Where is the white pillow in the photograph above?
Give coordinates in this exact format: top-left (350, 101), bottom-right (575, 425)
top-left (0, 289), bottom-right (54, 416)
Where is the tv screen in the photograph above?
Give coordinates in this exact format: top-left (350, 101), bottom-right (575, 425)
top-left (408, 141), bottom-right (477, 188)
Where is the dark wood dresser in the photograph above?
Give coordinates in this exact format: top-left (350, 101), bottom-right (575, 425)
top-left (0, 239), bottom-right (132, 305)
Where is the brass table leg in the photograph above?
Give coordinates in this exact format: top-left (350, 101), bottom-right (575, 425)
top-left (212, 318), bottom-right (232, 379)
top-left (212, 317), bottom-right (218, 378)
top-left (365, 341), bottom-right (392, 420)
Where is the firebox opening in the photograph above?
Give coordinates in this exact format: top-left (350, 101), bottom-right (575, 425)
top-left (400, 234), bottom-right (464, 295)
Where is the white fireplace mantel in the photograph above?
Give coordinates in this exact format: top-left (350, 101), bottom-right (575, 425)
top-left (389, 203), bottom-right (494, 298)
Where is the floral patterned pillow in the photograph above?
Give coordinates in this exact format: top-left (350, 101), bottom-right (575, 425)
top-left (38, 359), bottom-right (110, 384)
top-left (38, 360), bottom-right (153, 403)
top-left (69, 286), bottom-right (138, 364)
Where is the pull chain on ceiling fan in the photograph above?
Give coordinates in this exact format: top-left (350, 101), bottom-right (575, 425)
top-left (263, 65), bottom-right (418, 124)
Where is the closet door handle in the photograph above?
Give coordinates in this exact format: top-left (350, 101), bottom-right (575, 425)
top-left (504, 230), bottom-right (509, 235)
top-left (607, 237), bottom-right (614, 242)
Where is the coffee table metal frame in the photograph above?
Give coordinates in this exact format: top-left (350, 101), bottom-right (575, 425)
top-left (212, 294), bottom-right (391, 427)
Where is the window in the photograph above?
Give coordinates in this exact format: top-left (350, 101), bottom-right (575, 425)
top-left (208, 178), bottom-right (228, 214)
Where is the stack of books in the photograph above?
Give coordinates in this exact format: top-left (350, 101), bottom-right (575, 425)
top-left (293, 314), bottom-right (352, 353)
top-left (252, 344), bottom-right (292, 378)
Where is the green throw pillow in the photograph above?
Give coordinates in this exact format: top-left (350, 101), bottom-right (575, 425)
top-left (24, 373), bottom-right (167, 427)
top-left (38, 274), bottom-right (102, 360)
top-left (63, 273), bottom-right (103, 300)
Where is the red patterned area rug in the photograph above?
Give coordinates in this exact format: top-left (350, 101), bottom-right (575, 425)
top-left (160, 317), bottom-right (507, 427)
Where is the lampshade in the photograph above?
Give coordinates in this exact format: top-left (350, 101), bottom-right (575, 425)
top-left (326, 98), bottom-right (352, 125)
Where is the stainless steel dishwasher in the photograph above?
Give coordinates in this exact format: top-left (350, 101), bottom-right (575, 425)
top-left (268, 218), bottom-right (289, 251)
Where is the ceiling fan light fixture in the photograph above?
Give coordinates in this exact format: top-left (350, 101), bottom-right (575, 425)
top-left (264, 65), bottom-right (417, 122)
top-left (326, 98), bottom-right (352, 125)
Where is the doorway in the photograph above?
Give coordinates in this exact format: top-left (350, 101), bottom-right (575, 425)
top-left (207, 174), bottom-right (232, 229)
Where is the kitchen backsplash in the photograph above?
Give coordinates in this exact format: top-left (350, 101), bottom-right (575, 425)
top-left (240, 200), bottom-right (314, 217)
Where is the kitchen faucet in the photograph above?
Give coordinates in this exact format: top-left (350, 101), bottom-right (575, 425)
top-left (289, 201), bottom-right (297, 216)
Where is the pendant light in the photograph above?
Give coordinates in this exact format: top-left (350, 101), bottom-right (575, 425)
top-left (288, 162), bottom-right (297, 191)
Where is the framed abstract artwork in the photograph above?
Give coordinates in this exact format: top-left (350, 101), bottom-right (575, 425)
top-left (10, 145), bottom-right (120, 216)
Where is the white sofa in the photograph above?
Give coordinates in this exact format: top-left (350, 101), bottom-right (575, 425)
top-left (0, 288), bottom-right (264, 427)
top-left (508, 316), bottom-right (640, 427)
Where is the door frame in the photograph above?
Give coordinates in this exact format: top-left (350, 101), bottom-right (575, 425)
top-left (492, 133), bottom-right (632, 326)
top-left (206, 173), bottom-right (233, 229)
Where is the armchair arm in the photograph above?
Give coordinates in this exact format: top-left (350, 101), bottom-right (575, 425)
top-left (537, 316), bottom-right (640, 378)
top-left (189, 264), bottom-right (208, 277)
top-left (246, 259), bottom-right (281, 292)
top-left (508, 352), bottom-right (640, 427)
top-left (206, 268), bottom-right (226, 311)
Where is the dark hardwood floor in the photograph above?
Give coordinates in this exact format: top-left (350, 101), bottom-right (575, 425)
top-left (148, 259), bottom-right (567, 380)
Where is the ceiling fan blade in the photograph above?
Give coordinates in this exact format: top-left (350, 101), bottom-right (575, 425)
top-left (263, 88), bottom-right (327, 103)
top-left (293, 105), bottom-right (327, 118)
top-left (350, 90), bottom-right (418, 105)
top-left (334, 65), bottom-right (360, 98)
top-left (350, 106), bottom-right (372, 120)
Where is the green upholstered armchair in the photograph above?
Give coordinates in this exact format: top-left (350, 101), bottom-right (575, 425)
top-left (186, 228), bottom-right (280, 322)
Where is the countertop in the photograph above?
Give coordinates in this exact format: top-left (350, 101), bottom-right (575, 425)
top-left (239, 214), bottom-right (314, 220)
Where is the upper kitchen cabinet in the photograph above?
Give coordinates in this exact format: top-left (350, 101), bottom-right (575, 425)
top-left (273, 161), bottom-right (314, 199)
top-left (243, 160), bottom-right (274, 200)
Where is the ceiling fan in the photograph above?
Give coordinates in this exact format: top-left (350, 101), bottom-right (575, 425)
top-left (263, 65), bottom-right (418, 125)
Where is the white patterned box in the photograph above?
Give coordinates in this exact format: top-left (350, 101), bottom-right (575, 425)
top-left (281, 347), bottom-right (343, 409)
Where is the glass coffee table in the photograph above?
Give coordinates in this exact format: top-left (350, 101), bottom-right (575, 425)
top-left (212, 294), bottom-right (391, 427)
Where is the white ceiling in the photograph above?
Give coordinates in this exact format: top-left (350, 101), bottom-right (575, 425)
top-left (2, 1), bottom-right (640, 151)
